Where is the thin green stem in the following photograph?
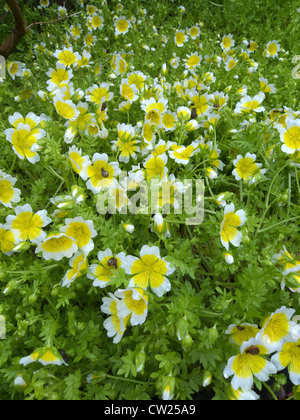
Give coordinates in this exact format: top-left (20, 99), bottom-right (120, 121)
top-left (46, 165), bottom-right (65, 182)
top-left (254, 197), bottom-right (279, 240)
top-left (295, 169), bottom-right (300, 200)
top-left (262, 382), bottom-right (278, 401)
top-left (9, 155), bottom-right (17, 174)
top-left (258, 215), bottom-right (300, 234)
top-left (106, 374), bottom-right (154, 386)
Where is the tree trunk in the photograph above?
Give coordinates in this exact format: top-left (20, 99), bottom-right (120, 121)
top-left (0, 0), bottom-right (26, 59)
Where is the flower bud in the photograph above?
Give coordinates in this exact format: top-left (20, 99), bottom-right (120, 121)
top-left (225, 253), bottom-right (234, 265)
top-left (202, 370), bottom-right (213, 387)
top-left (177, 317), bottom-right (189, 341)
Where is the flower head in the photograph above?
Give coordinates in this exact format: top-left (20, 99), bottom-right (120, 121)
top-left (36, 232), bottom-right (78, 261)
top-left (225, 323), bottom-right (260, 346)
top-left (220, 203), bottom-right (247, 250)
top-left (20, 347), bottom-right (68, 366)
top-left (115, 287), bottom-right (149, 326)
top-left (86, 153), bottom-right (121, 194)
top-left (0, 170), bottom-right (21, 208)
top-left (224, 337), bottom-right (277, 391)
top-left (101, 293), bottom-right (131, 343)
top-left (6, 204), bottom-right (51, 244)
top-left (256, 306), bottom-right (298, 351)
top-left (60, 217), bottom-right (97, 255)
top-left (0, 224), bottom-right (17, 256)
top-left (124, 245), bottom-right (175, 297)
top-left (232, 153), bottom-right (266, 183)
top-left (277, 118), bottom-right (300, 155)
top-left (271, 338), bottom-right (300, 385)
top-left (88, 249), bottom-right (126, 288)
top-left (62, 251), bottom-right (88, 288)
top-left (115, 16), bottom-right (131, 36)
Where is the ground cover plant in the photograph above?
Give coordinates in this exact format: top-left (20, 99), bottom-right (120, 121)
top-left (0, 0), bottom-right (300, 401)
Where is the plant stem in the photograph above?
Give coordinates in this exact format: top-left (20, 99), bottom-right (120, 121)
top-left (106, 374), bottom-right (153, 386)
top-left (258, 215), bottom-right (300, 234)
top-left (254, 197), bottom-right (279, 240)
top-left (295, 169), bottom-right (300, 200)
top-left (9, 155), bottom-right (17, 174)
top-left (262, 382), bottom-right (278, 401)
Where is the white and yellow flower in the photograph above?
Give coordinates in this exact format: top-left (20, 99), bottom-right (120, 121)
top-left (60, 217), bottom-right (97, 255)
top-left (256, 306), bottom-right (297, 351)
top-left (53, 97), bottom-right (80, 121)
top-left (86, 4), bottom-right (97, 15)
top-left (86, 153), bottom-right (121, 194)
top-left (175, 30), bottom-right (188, 47)
top-left (85, 83), bottom-right (113, 106)
top-left (169, 143), bottom-right (197, 165)
top-left (120, 78), bottom-right (139, 102)
top-left (225, 56), bottom-right (238, 71)
top-left (153, 213), bottom-right (171, 238)
top-left (234, 92), bottom-right (265, 114)
top-left (40, 0), bottom-right (50, 8)
top-left (84, 32), bottom-right (97, 48)
top-left (67, 146), bottom-right (91, 180)
top-left (259, 77), bottom-right (277, 94)
top-left (272, 246), bottom-right (300, 276)
top-left (127, 71), bottom-right (147, 92)
top-left (115, 16), bottom-right (131, 36)
top-left (35, 232), bottom-right (78, 261)
top-left (271, 338), bottom-right (300, 385)
top-left (0, 170), bottom-right (21, 208)
top-left (5, 204), bottom-right (51, 244)
top-left (141, 97), bottom-right (169, 127)
top-left (189, 25), bottom-right (201, 40)
top-left (188, 92), bottom-right (212, 117)
top-left (220, 203), bottom-right (247, 250)
top-left (62, 251), bottom-right (88, 288)
top-left (227, 385), bottom-right (260, 401)
top-left (53, 46), bottom-right (80, 67)
top-left (88, 248), bottom-right (126, 288)
top-left (265, 40), bottom-right (281, 58)
top-left (20, 347), bottom-right (68, 366)
top-left (161, 112), bottom-right (178, 132)
top-left (232, 153), bottom-right (266, 183)
top-left (224, 337), bottom-right (277, 391)
top-left (90, 14), bottom-right (104, 30)
top-left (277, 118), bottom-right (300, 155)
top-left (64, 102), bottom-right (94, 143)
top-left (4, 122), bottom-right (45, 164)
top-left (176, 106), bottom-right (191, 122)
top-left (221, 34), bottom-right (235, 51)
top-left (46, 62), bottom-right (73, 92)
top-left (7, 61), bottom-right (25, 80)
top-left (124, 245), bottom-right (175, 297)
top-left (225, 323), bottom-right (260, 346)
top-left (0, 224), bottom-right (17, 256)
top-left (184, 52), bottom-right (202, 71)
top-left (101, 293), bottom-right (131, 343)
top-left (144, 153), bottom-right (168, 181)
top-left (69, 24), bottom-right (82, 40)
top-left (115, 287), bottom-right (149, 326)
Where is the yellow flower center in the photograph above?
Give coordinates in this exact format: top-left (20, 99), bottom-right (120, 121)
top-left (131, 254), bottom-right (168, 289)
top-left (12, 212), bottom-right (43, 241)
